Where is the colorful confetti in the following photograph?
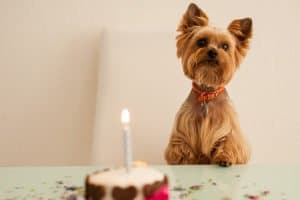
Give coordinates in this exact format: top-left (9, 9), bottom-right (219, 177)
top-left (56, 181), bottom-right (64, 185)
top-left (261, 190), bottom-right (270, 196)
top-left (172, 186), bottom-right (186, 191)
top-left (0, 170), bottom-right (281, 200)
top-left (189, 184), bottom-right (203, 190)
top-left (244, 194), bottom-right (259, 200)
top-left (64, 186), bottom-right (78, 191)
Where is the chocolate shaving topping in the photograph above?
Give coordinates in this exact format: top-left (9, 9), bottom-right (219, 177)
top-left (112, 186), bottom-right (137, 200)
top-left (85, 175), bottom-right (106, 200)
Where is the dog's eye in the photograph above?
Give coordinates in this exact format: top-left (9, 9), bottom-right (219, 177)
top-left (222, 43), bottom-right (229, 51)
top-left (197, 38), bottom-right (208, 47)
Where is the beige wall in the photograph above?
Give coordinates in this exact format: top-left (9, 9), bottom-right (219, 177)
top-left (1, 0), bottom-right (300, 166)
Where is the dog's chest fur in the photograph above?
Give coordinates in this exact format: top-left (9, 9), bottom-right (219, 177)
top-left (176, 89), bottom-right (234, 161)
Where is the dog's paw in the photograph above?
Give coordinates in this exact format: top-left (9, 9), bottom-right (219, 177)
top-left (217, 160), bottom-right (232, 167)
top-left (213, 154), bottom-right (233, 167)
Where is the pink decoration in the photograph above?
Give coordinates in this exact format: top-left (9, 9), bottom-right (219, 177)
top-left (146, 185), bottom-right (169, 200)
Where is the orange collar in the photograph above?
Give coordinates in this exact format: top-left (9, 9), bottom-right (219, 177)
top-left (192, 82), bottom-right (224, 102)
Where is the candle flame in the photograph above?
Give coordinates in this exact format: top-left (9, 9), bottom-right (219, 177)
top-left (121, 108), bottom-right (130, 124)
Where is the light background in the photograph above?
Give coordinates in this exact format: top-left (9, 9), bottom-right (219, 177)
top-left (0, 0), bottom-right (299, 166)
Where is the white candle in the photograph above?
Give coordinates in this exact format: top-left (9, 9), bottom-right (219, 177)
top-left (121, 108), bottom-right (132, 173)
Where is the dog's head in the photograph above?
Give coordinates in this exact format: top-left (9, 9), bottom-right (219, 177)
top-left (177, 3), bottom-right (252, 88)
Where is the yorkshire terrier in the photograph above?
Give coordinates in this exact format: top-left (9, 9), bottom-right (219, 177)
top-left (165, 3), bottom-right (252, 166)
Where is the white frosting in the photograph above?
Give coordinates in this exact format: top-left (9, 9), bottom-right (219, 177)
top-left (88, 167), bottom-right (167, 200)
top-left (89, 167), bottom-right (164, 187)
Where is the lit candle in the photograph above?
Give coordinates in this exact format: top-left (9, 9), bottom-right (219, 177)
top-left (121, 108), bottom-right (132, 173)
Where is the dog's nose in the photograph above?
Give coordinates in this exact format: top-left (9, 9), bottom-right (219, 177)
top-left (207, 49), bottom-right (218, 59)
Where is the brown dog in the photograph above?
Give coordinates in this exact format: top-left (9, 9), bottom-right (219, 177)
top-left (165, 3), bottom-right (252, 166)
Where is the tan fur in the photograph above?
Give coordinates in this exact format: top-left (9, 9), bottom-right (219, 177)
top-left (165, 3), bottom-right (252, 166)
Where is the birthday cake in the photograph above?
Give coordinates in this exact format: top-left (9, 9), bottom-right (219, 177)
top-left (85, 166), bottom-right (169, 200)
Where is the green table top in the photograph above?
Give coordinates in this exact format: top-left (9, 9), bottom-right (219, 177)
top-left (0, 165), bottom-right (298, 200)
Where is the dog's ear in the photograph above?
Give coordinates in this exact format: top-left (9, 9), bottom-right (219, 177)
top-left (177, 3), bottom-right (208, 58)
top-left (228, 18), bottom-right (252, 42)
top-left (228, 18), bottom-right (252, 66)
top-left (177, 3), bottom-right (209, 32)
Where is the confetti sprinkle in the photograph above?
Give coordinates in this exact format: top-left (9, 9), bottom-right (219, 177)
top-left (64, 186), bottom-right (78, 191)
top-left (189, 185), bottom-right (203, 190)
top-left (244, 194), bottom-right (259, 200)
top-left (66, 194), bottom-right (77, 200)
top-left (172, 186), bottom-right (186, 191)
top-left (261, 190), bottom-right (270, 196)
top-left (179, 192), bottom-right (188, 198)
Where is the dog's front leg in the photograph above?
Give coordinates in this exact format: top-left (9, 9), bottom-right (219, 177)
top-left (210, 135), bottom-right (234, 167)
top-left (210, 131), bottom-right (249, 167)
top-left (165, 131), bottom-right (199, 164)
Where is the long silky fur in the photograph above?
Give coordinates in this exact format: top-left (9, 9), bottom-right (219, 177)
top-left (165, 3), bottom-right (252, 165)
